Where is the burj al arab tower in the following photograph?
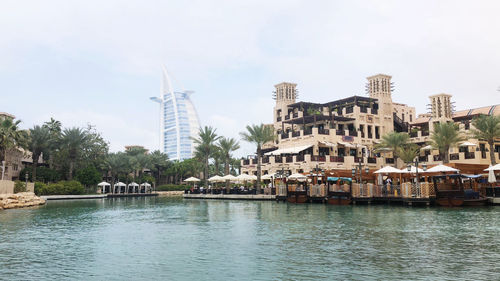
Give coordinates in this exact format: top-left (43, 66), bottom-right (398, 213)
top-left (150, 66), bottom-right (200, 160)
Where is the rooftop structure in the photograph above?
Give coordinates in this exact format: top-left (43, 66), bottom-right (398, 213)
top-left (150, 67), bottom-right (200, 161)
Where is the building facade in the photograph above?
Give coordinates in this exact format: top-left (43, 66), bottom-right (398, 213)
top-left (241, 74), bottom-right (499, 176)
top-left (151, 67), bottom-right (200, 161)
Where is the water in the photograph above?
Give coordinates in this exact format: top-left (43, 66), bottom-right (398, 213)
top-left (1, 198), bottom-right (499, 281)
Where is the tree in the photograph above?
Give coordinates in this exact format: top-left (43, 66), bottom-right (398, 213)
top-left (61, 127), bottom-right (89, 180)
top-left (42, 118), bottom-right (62, 169)
top-left (218, 137), bottom-right (240, 189)
top-left (102, 152), bottom-right (129, 187)
top-left (28, 125), bottom-right (51, 181)
top-left (430, 122), bottom-right (464, 164)
top-left (192, 126), bottom-right (220, 183)
top-left (240, 124), bottom-right (274, 193)
top-left (0, 118), bottom-right (27, 178)
top-left (397, 143), bottom-right (420, 164)
top-left (149, 150), bottom-right (169, 185)
top-left (375, 132), bottom-right (410, 166)
top-left (75, 165), bottom-right (101, 191)
top-left (471, 114), bottom-right (500, 165)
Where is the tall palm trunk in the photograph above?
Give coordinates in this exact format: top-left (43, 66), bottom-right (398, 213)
top-left (256, 146), bottom-right (262, 193)
top-left (225, 158), bottom-right (230, 190)
top-left (442, 146), bottom-right (450, 164)
top-left (489, 141), bottom-right (497, 165)
top-left (32, 155), bottom-right (39, 182)
top-left (69, 160), bottom-right (74, 180)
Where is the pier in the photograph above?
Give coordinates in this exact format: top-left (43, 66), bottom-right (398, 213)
top-left (183, 194), bottom-right (275, 200)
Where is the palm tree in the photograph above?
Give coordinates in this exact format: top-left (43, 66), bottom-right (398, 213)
top-left (240, 124), bottom-right (274, 193)
top-left (375, 132), bottom-right (410, 166)
top-left (61, 127), bottom-right (88, 180)
top-left (218, 137), bottom-right (240, 189)
top-left (0, 118), bottom-right (27, 179)
top-left (397, 143), bottom-right (420, 164)
top-left (28, 126), bottom-right (51, 181)
top-left (43, 118), bottom-right (62, 169)
top-left (429, 122), bottom-right (464, 164)
top-left (149, 150), bottom-right (169, 186)
top-left (471, 115), bottom-right (500, 165)
top-left (192, 126), bottom-right (220, 183)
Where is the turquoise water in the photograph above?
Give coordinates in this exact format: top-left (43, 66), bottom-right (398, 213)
top-left (1, 197), bottom-right (499, 280)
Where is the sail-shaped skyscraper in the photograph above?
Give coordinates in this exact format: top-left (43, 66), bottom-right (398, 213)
top-left (151, 67), bottom-right (200, 160)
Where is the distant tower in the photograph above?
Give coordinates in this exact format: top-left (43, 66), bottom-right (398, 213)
top-left (150, 66), bottom-right (200, 160)
top-left (273, 82), bottom-right (297, 129)
top-left (429, 93), bottom-right (453, 121)
top-left (366, 74), bottom-right (394, 134)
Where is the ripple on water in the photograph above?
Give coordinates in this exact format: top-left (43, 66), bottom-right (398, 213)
top-left (0, 198), bottom-right (500, 280)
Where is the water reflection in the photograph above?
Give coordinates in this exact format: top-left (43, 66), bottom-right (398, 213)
top-left (0, 198), bottom-right (499, 280)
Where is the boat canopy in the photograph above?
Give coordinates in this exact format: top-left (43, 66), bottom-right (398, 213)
top-left (327, 177), bottom-right (352, 182)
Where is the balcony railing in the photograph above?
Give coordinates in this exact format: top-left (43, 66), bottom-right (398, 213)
top-left (385, 158), bottom-right (395, 164)
top-left (286, 156), bottom-right (293, 163)
top-left (450, 153), bottom-right (459, 160)
top-left (296, 155), bottom-right (304, 162)
top-left (312, 155), bottom-right (326, 162)
top-left (304, 129), bottom-right (312, 135)
top-left (336, 130), bottom-right (345, 136)
top-left (318, 129), bottom-right (329, 135)
top-left (330, 156), bottom-right (344, 162)
top-left (367, 157), bottom-right (377, 164)
top-left (292, 131), bottom-right (300, 137)
top-left (274, 156), bottom-right (282, 163)
top-left (465, 152), bottom-right (475, 159)
top-left (360, 107), bottom-right (368, 113)
top-left (346, 107), bottom-right (354, 114)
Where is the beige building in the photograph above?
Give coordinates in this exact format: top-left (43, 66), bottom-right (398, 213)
top-left (241, 74), bottom-right (499, 176)
top-left (242, 74), bottom-right (416, 176)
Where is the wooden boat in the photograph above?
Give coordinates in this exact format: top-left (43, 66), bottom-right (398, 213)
top-left (286, 191), bottom-right (308, 203)
top-left (326, 177), bottom-right (352, 205)
top-left (433, 174), bottom-right (488, 207)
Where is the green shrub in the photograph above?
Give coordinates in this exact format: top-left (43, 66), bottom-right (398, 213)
top-left (156, 184), bottom-right (189, 191)
top-left (34, 180), bottom-right (85, 195)
top-left (20, 166), bottom-right (62, 183)
top-left (14, 180), bottom-right (27, 193)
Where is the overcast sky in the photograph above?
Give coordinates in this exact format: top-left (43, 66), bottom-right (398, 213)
top-left (1, 0), bottom-right (499, 157)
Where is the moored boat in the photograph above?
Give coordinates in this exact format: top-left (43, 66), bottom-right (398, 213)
top-left (326, 177), bottom-right (352, 205)
top-left (432, 174), bottom-right (488, 207)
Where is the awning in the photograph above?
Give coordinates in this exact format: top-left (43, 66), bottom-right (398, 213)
top-left (459, 141), bottom-right (476, 147)
top-left (327, 177), bottom-right (352, 182)
top-left (338, 141), bottom-right (356, 148)
top-left (265, 144), bottom-right (312, 155)
top-left (319, 141), bottom-right (336, 147)
top-left (420, 145), bottom-right (433, 151)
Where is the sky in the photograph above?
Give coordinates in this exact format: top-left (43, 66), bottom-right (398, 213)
top-left (1, 0), bottom-right (499, 158)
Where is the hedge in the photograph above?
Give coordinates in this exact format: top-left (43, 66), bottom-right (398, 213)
top-left (156, 184), bottom-right (189, 191)
top-left (34, 180), bottom-right (85, 196)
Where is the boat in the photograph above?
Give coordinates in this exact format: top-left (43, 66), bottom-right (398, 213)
top-left (432, 174), bottom-right (488, 207)
top-left (326, 177), bottom-right (352, 205)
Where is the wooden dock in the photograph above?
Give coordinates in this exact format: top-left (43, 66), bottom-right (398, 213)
top-left (183, 194), bottom-right (276, 200)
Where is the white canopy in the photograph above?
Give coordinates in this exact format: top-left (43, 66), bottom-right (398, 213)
top-left (221, 174), bottom-right (238, 181)
top-left (208, 175), bottom-right (223, 182)
top-left (265, 145), bottom-right (312, 156)
top-left (374, 166), bottom-right (403, 174)
top-left (128, 182), bottom-right (139, 187)
top-left (261, 174), bottom-right (274, 180)
top-left (338, 141), bottom-right (356, 148)
top-left (184, 176), bottom-right (200, 182)
top-left (484, 164), bottom-right (500, 171)
top-left (488, 166), bottom-right (497, 183)
top-left (288, 173), bottom-right (308, 181)
top-left (460, 141), bottom-right (476, 147)
top-left (400, 165), bottom-right (426, 174)
top-left (114, 182), bottom-right (126, 187)
top-left (140, 182), bottom-right (151, 187)
top-left (319, 141), bottom-right (337, 147)
top-left (97, 181), bottom-right (111, 187)
top-left (425, 164), bottom-right (459, 173)
top-left (420, 145), bottom-right (433, 151)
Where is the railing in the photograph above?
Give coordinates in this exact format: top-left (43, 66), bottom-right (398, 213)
top-left (450, 153), bottom-right (459, 160)
top-left (285, 115), bottom-right (290, 120)
top-left (422, 131), bottom-right (429, 136)
top-left (277, 116), bottom-right (282, 122)
top-left (296, 155), bottom-right (304, 162)
top-left (371, 108), bottom-right (378, 115)
top-left (336, 130), bottom-right (345, 136)
top-left (311, 155), bottom-right (326, 162)
top-left (465, 152), bottom-right (475, 159)
top-left (281, 133), bottom-right (289, 139)
top-left (262, 156), bottom-right (269, 164)
top-left (304, 129), bottom-right (312, 135)
top-left (360, 107), bottom-right (368, 113)
top-left (251, 159), bottom-right (257, 164)
top-left (274, 156), bottom-right (282, 163)
top-left (401, 182), bottom-right (435, 198)
top-left (292, 131), bottom-right (300, 137)
top-left (346, 107), bottom-right (354, 114)
top-left (410, 132), bottom-right (418, 138)
top-left (286, 156), bottom-right (293, 163)
top-left (293, 112), bottom-right (298, 118)
top-left (385, 158), bottom-right (395, 164)
top-left (318, 129), bottom-right (329, 135)
top-left (243, 159), bottom-right (250, 165)
top-left (349, 131), bottom-right (357, 137)
top-left (330, 156), bottom-right (344, 162)
top-left (354, 156), bottom-right (362, 163)
top-left (367, 157), bottom-right (377, 164)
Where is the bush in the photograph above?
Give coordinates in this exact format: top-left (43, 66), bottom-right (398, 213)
top-left (34, 180), bottom-right (85, 196)
top-left (20, 166), bottom-right (62, 183)
top-left (14, 180), bottom-right (27, 193)
top-left (156, 184), bottom-right (189, 191)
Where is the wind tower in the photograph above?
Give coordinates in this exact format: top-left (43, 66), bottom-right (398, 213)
top-left (273, 82), bottom-right (298, 129)
top-left (366, 74), bottom-right (394, 135)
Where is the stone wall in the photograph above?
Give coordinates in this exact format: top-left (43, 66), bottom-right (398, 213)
top-left (0, 192), bottom-right (46, 210)
top-left (0, 180), bottom-right (14, 194)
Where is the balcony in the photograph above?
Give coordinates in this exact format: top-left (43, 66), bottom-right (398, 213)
top-left (277, 116), bottom-right (282, 122)
top-left (410, 132), bottom-right (418, 138)
top-left (360, 107), bottom-right (368, 113)
top-left (367, 157), bottom-right (377, 164)
top-left (385, 158), bottom-right (395, 164)
top-left (296, 155), bottom-right (304, 162)
top-left (465, 152), bottom-right (475, 159)
top-left (318, 128), bottom-right (329, 135)
top-left (450, 153), bottom-right (459, 161)
top-left (292, 131), bottom-right (300, 138)
top-left (349, 131), bottom-right (357, 137)
top-left (330, 156), bottom-right (344, 162)
top-left (274, 156), bottom-right (282, 163)
top-left (251, 159), bottom-right (257, 165)
top-left (293, 112), bottom-right (298, 118)
top-left (281, 133), bottom-right (289, 139)
top-left (433, 155), bottom-right (442, 161)
top-left (311, 155), bottom-right (326, 162)
top-left (346, 107), bottom-right (354, 114)
top-left (336, 130), bottom-right (345, 136)
top-left (304, 128), bottom-right (312, 135)
top-left (243, 159), bottom-right (250, 165)
top-left (262, 156), bottom-right (269, 164)
top-left (422, 131), bottom-right (429, 136)
top-left (286, 156), bottom-right (293, 163)
top-left (285, 115), bottom-right (290, 120)
top-left (371, 108), bottom-right (378, 115)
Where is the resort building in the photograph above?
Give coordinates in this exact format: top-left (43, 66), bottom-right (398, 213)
top-left (241, 74), bottom-right (500, 176)
top-left (150, 66), bottom-right (200, 161)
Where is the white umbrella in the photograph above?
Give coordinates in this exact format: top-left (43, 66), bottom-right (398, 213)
top-left (261, 174), bottom-right (274, 180)
top-left (236, 174), bottom-right (254, 181)
top-left (221, 174), bottom-right (238, 181)
top-left (208, 175), bottom-right (223, 182)
top-left (425, 164), bottom-right (459, 173)
top-left (420, 145), bottom-right (433, 151)
top-left (128, 182), bottom-right (139, 187)
top-left (114, 182), bottom-right (126, 187)
top-left (460, 141), bottom-right (476, 147)
top-left (488, 165), bottom-right (497, 183)
top-left (400, 165), bottom-right (425, 173)
top-left (184, 177), bottom-right (200, 182)
top-left (288, 173), bottom-right (307, 181)
top-left (374, 166), bottom-right (403, 174)
top-left (140, 182), bottom-right (151, 187)
top-left (97, 182), bottom-right (110, 187)
top-left (484, 164), bottom-right (500, 171)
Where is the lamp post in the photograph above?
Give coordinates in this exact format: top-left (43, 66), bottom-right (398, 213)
top-left (407, 158), bottom-right (427, 197)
